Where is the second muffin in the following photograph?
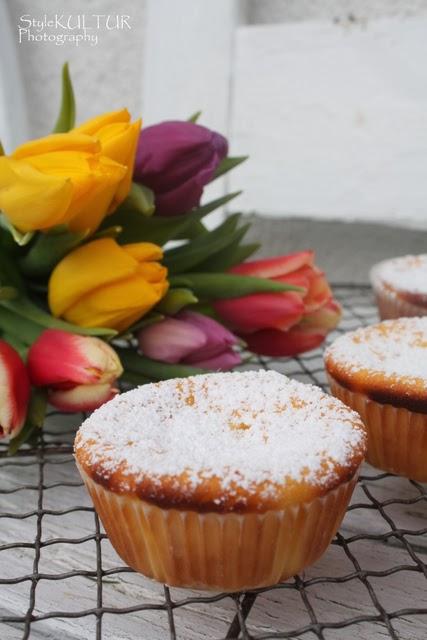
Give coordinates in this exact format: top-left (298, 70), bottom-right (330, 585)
top-left (325, 317), bottom-right (427, 481)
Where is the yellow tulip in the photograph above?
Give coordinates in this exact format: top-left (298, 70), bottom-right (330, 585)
top-left (73, 108), bottom-right (141, 212)
top-left (48, 238), bottom-right (169, 332)
top-left (0, 111), bottom-right (141, 234)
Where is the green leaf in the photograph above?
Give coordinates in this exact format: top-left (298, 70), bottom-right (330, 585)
top-left (188, 110), bottom-right (202, 123)
top-left (0, 251), bottom-right (26, 292)
top-left (0, 214), bottom-right (34, 246)
top-left (0, 305), bottom-right (45, 345)
top-left (191, 191), bottom-right (241, 218)
top-left (163, 214), bottom-right (245, 274)
top-left (0, 286), bottom-right (17, 301)
top-left (121, 370), bottom-right (153, 386)
top-left (116, 347), bottom-right (206, 380)
top-left (103, 191), bottom-right (241, 246)
top-left (53, 62), bottom-right (76, 133)
top-left (8, 389), bottom-right (47, 455)
top-left (155, 288), bottom-right (198, 314)
top-left (117, 182), bottom-right (155, 217)
top-left (169, 273), bottom-right (303, 300)
top-left (212, 156), bottom-right (248, 180)
top-left (2, 297), bottom-right (117, 338)
top-left (176, 219), bottom-right (207, 240)
top-left (195, 240), bottom-right (259, 272)
top-left (20, 227), bottom-right (88, 278)
top-left (0, 140), bottom-right (4, 156)
top-left (0, 332), bottom-right (28, 359)
top-left (92, 225), bottom-right (123, 240)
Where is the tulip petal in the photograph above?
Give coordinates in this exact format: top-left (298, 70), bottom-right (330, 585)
top-left (179, 311), bottom-right (239, 363)
top-left (230, 251), bottom-right (314, 278)
top-left (300, 298), bottom-right (342, 330)
top-left (214, 292), bottom-right (305, 333)
top-left (244, 327), bottom-right (328, 357)
top-left (73, 109), bottom-right (131, 135)
top-left (0, 157), bottom-right (73, 232)
top-left (48, 382), bottom-right (118, 412)
top-left (134, 121), bottom-right (227, 216)
top-left (66, 156), bottom-right (127, 233)
top-left (154, 178), bottom-right (205, 217)
top-left (48, 238), bottom-right (140, 317)
top-left (12, 133), bottom-right (100, 159)
top-left (28, 329), bottom-right (123, 387)
top-left (97, 119), bottom-right (142, 207)
top-left (135, 121), bottom-right (227, 187)
top-left (63, 274), bottom-right (168, 330)
top-left (303, 271), bottom-right (333, 313)
top-left (123, 242), bottom-right (164, 263)
top-left (190, 350), bottom-right (242, 371)
top-left (138, 317), bottom-right (207, 363)
top-left (0, 341), bottom-right (30, 437)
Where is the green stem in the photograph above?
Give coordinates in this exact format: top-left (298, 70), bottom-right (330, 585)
top-left (0, 306), bottom-right (42, 344)
top-left (121, 371), bottom-right (154, 386)
top-left (116, 347), bottom-right (206, 380)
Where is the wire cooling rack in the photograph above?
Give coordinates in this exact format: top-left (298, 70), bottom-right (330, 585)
top-left (0, 284), bottom-right (426, 640)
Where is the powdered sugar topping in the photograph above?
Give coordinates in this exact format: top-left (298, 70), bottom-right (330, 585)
top-left (325, 317), bottom-right (427, 384)
top-left (371, 254), bottom-right (427, 296)
top-left (75, 371), bottom-right (365, 495)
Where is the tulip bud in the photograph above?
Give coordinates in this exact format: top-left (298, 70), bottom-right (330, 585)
top-left (28, 329), bottom-right (123, 412)
top-left (133, 121), bottom-right (228, 216)
top-left (0, 340), bottom-right (30, 438)
top-left (138, 310), bottom-right (241, 371)
top-left (214, 251), bottom-right (341, 357)
top-left (48, 238), bottom-right (169, 332)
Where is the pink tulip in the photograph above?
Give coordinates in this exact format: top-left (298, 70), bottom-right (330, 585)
top-left (214, 252), bottom-right (341, 357)
top-left (28, 330), bottom-right (123, 412)
top-left (0, 340), bottom-right (30, 438)
top-left (138, 310), bottom-right (241, 370)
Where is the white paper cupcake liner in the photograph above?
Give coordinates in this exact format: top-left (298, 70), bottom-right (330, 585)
top-left (328, 375), bottom-right (427, 482)
top-left (76, 465), bottom-right (359, 591)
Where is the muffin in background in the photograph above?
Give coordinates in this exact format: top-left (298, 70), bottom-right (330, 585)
top-left (370, 254), bottom-right (427, 319)
top-left (325, 317), bottom-right (427, 482)
top-left (75, 370), bottom-right (366, 592)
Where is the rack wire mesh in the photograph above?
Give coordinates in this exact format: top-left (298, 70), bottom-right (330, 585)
top-left (0, 284), bottom-right (426, 639)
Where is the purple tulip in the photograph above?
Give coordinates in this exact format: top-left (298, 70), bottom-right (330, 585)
top-left (137, 311), bottom-right (241, 370)
top-left (133, 121), bottom-right (228, 216)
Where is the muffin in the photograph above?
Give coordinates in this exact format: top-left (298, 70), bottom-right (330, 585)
top-left (325, 317), bottom-right (427, 482)
top-left (370, 254), bottom-right (427, 319)
top-left (75, 370), bottom-right (366, 591)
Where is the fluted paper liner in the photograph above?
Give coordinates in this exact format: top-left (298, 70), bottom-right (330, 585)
top-left (328, 375), bottom-right (427, 482)
top-left (77, 465), bottom-right (359, 591)
top-left (371, 273), bottom-right (427, 320)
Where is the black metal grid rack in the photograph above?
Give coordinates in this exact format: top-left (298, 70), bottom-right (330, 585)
top-left (1, 285), bottom-right (426, 639)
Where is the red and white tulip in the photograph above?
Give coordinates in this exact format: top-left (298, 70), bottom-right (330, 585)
top-left (28, 329), bottom-right (123, 412)
top-left (214, 251), bottom-right (341, 357)
top-left (0, 340), bottom-right (31, 438)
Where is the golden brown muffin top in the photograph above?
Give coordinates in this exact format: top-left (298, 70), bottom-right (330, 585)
top-left (325, 317), bottom-right (427, 413)
top-left (74, 371), bottom-right (366, 513)
top-left (371, 255), bottom-right (427, 307)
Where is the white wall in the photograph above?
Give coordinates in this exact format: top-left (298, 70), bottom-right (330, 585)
top-left (229, 14), bottom-right (427, 227)
top-left (4, 0), bottom-right (146, 142)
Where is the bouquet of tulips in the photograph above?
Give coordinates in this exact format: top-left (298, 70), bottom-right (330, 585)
top-left (0, 65), bottom-right (341, 451)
